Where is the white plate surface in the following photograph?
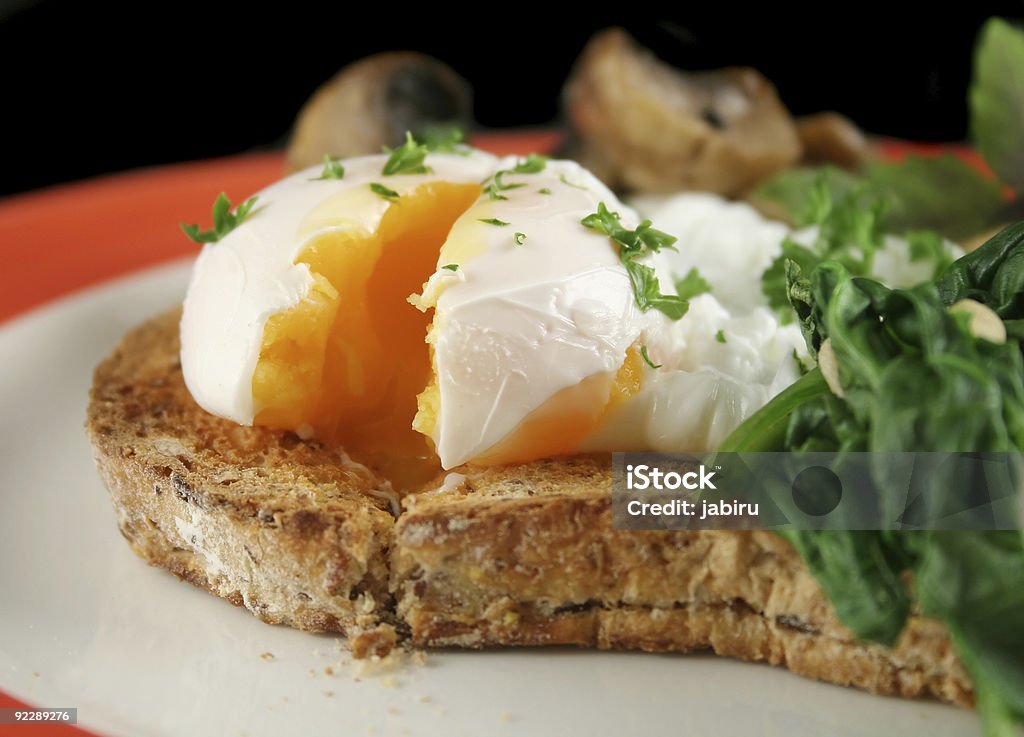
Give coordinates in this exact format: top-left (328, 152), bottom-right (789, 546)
top-left (0, 261), bottom-right (981, 737)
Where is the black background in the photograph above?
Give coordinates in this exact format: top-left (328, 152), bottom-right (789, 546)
top-left (1, 2), bottom-right (1021, 197)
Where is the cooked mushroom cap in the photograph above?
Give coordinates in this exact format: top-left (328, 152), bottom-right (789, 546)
top-left (796, 112), bottom-right (870, 168)
top-left (287, 52), bottom-right (472, 171)
top-left (563, 28), bottom-right (802, 196)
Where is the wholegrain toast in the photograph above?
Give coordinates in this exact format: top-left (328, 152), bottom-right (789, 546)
top-left (86, 308), bottom-right (973, 706)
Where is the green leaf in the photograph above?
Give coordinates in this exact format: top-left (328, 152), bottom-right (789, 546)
top-left (580, 202), bottom-right (621, 237)
top-left (639, 345), bottom-right (661, 369)
top-left (715, 329), bottom-right (727, 343)
top-left (382, 131), bottom-right (432, 176)
top-left (480, 155), bottom-right (548, 202)
top-left (417, 124), bottom-right (467, 153)
top-left (866, 155), bottom-right (1003, 239)
top-left (674, 268), bottom-right (711, 300)
top-left (441, 263), bottom-right (459, 271)
top-left (511, 153), bottom-right (548, 174)
top-left (915, 532), bottom-right (1024, 729)
top-left (761, 176), bottom-right (961, 318)
top-left (758, 156), bottom-right (1004, 241)
top-left (581, 202), bottom-right (687, 320)
top-left (538, 187), bottom-right (552, 195)
top-left (180, 193), bottom-right (259, 244)
top-left (370, 182), bottom-right (400, 201)
top-left (762, 238), bottom-right (821, 316)
top-left (313, 153), bottom-right (345, 180)
top-left (935, 220), bottom-right (1024, 318)
top-left (906, 229), bottom-right (950, 267)
top-left (970, 18), bottom-right (1024, 193)
top-left (479, 218), bottom-right (510, 227)
top-left (514, 232), bottom-right (526, 245)
top-left (624, 261), bottom-right (689, 319)
top-left (757, 166), bottom-right (862, 224)
top-left (727, 226), bottom-right (1024, 734)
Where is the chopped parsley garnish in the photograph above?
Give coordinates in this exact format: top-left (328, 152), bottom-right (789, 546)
top-left (313, 154), bottom-right (345, 180)
top-left (639, 345), bottom-right (662, 369)
top-left (514, 232), bottom-right (527, 245)
top-left (479, 218), bottom-right (510, 226)
top-left (482, 153), bottom-right (548, 200)
top-left (382, 131), bottom-right (432, 176)
top-left (538, 188), bottom-right (552, 195)
top-left (581, 202), bottom-right (688, 320)
top-left (420, 125), bottom-right (468, 154)
top-left (180, 193), bottom-right (258, 244)
top-left (674, 268), bottom-right (712, 300)
top-left (715, 329), bottom-right (727, 343)
top-left (510, 153), bottom-right (548, 174)
top-left (442, 263), bottom-right (459, 271)
top-left (370, 182), bottom-right (400, 201)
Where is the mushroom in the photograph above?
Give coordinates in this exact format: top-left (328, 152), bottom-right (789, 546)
top-left (287, 52), bottom-right (473, 171)
top-left (562, 28), bottom-right (802, 196)
top-left (796, 112), bottom-right (870, 168)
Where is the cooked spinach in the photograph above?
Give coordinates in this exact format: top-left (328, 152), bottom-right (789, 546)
top-left (724, 222), bottom-right (1024, 736)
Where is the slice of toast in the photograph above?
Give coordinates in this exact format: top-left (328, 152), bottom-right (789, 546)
top-left (86, 309), bottom-right (973, 706)
top-left (86, 307), bottom-right (399, 654)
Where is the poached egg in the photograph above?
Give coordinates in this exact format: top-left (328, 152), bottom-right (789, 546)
top-left (180, 149), bottom-right (804, 486)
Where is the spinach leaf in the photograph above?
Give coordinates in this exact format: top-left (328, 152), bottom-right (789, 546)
top-left (866, 155), bottom-right (1004, 239)
top-left (724, 222), bottom-right (1024, 735)
top-left (761, 180), bottom-right (956, 318)
top-left (970, 18), bottom-right (1024, 193)
top-left (936, 220), bottom-right (1024, 318)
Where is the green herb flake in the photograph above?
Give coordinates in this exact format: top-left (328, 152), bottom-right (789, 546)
top-left (479, 218), bottom-right (510, 227)
top-left (419, 125), bottom-right (468, 154)
top-left (441, 263), bottom-right (459, 271)
top-left (675, 268), bottom-right (712, 300)
top-left (538, 188), bottom-right (552, 195)
top-left (511, 153), bottom-right (548, 174)
top-left (514, 232), bottom-right (527, 245)
top-left (639, 345), bottom-right (662, 369)
top-left (369, 182), bottom-right (400, 201)
top-left (381, 131), bottom-right (433, 176)
top-left (581, 202), bottom-right (688, 320)
top-left (180, 193), bottom-right (258, 244)
top-left (715, 329), bottom-right (727, 343)
top-left (313, 154), bottom-right (345, 180)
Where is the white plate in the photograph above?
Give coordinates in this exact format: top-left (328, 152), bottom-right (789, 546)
top-left (0, 261), bottom-right (982, 737)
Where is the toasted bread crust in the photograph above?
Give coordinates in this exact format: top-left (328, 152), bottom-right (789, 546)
top-left (87, 309), bottom-right (972, 707)
top-left (394, 460), bottom-right (970, 706)
top-left (87, 308), bottom-right (397, 644)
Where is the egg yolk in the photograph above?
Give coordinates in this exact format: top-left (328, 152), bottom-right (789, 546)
top-left (250, 182), bottom-right (646, 486)
top-left (251, 182), bottom-right (480, 487)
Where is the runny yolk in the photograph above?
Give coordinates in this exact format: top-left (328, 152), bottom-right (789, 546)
top-left (251, 181), bottom-right (481, 489)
